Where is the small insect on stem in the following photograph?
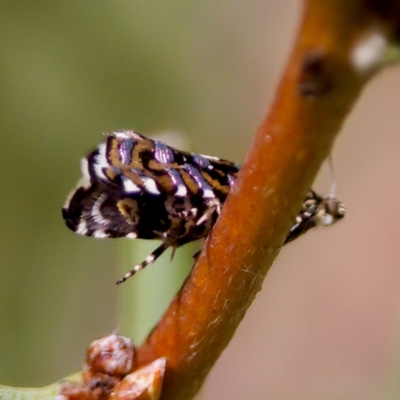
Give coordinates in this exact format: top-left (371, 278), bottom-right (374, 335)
top-left (62, 130), bottom-right (345, 284)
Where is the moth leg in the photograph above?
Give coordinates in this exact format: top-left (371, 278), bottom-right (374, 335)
top-left (115, 241), bottom-right (171, 285)
top-left (170, 245), bottom-right (178, 261)
top-left (192, 250), bottom-right (201, 260)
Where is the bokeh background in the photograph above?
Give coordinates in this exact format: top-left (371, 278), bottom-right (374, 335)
top-left (0, 1), bottom-right (399, 399)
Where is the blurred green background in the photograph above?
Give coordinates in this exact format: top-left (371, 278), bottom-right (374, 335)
top-left (0, 1), bottom-right (399, 399)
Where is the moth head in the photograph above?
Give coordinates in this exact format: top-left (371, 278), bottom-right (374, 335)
top-left (316, 197), bottom-right (346, 227)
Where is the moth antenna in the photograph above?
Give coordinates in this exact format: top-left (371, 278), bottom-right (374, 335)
top-left (328, 153), bottom-right (337, 199)
top-left (115, 241), bottom-right (171, 285)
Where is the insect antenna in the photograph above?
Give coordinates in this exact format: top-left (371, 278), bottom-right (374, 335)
top-left (115, 241), bottom-right (171, 285)
top-left (328, 153), bottom-right (337, 199)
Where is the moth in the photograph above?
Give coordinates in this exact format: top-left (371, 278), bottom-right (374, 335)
top-left (62, 130), bottom-right (345, 284)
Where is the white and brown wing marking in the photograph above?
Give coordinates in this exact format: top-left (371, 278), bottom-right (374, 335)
top-left (62, 130), bottom-right (345, 284)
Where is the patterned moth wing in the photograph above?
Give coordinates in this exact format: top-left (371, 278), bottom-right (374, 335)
top-left (62, 130), bottom-right (345, 284)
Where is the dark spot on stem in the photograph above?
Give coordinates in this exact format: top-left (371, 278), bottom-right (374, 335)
top-left (298, 49), bottom-right (333, 97)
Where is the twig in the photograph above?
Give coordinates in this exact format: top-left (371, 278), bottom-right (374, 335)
top-left (136, 1), bottom-right (400, 399)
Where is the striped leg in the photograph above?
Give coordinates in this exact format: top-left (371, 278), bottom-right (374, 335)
top-left (115, 241), bottom-right (172, 285)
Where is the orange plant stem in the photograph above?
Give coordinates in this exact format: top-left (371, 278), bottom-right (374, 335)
top-left (137, 1), bottom-right (398, 399)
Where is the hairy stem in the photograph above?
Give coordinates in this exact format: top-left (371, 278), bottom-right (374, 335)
top-left (136, 1), bottom-right (399, 399)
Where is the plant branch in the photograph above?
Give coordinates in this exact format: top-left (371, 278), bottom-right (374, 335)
top-left (136, 1), bottom-right (400, 399)
top-left (2, 1), bottom-right (399, 399)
